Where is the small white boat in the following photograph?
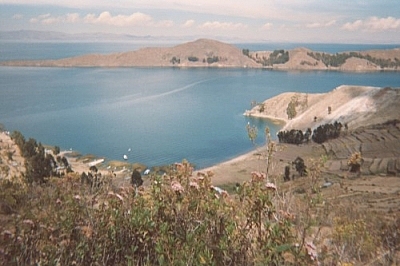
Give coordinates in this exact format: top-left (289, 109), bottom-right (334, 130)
top-left (88, 158), bottom-right (105, 167)
top-left (123, 154), bottom-right (128, 160)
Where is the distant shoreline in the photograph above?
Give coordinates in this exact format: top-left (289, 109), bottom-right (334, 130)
top-left (1, 38), bottom-right (399, 72)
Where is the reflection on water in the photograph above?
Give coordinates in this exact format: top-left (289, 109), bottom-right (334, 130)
top-left (1, 66), bottom-right (399, 169)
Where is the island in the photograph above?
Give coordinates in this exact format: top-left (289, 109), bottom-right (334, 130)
top-left (1, 38), bottom-right (400, 71)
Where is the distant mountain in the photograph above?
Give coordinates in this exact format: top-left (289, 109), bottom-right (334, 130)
top-left (0, 30), bottom-right (253, 43)
top-left (0, 30), bottom-right (176, 42)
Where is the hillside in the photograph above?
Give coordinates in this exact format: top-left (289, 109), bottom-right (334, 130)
top-left (1, 38), bottom-right (399, 71)
top-left (249, 47), bottom-right (400, 71)
top-left (1, 39), bottom-right (259, 68)
top-left (245, 85), bottom-right (400, 131)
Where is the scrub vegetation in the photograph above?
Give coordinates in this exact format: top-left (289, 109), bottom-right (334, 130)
top-left (0, 128), bottom-right (399, 265)
top-left (307, 51), bottom-right (400, 68)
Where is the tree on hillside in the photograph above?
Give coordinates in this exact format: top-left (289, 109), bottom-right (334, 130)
top-left (259, 103), bottom-right (265, 113)
top-left (131, 169), bottom-right (143, 187)
top-left (284, 165), bottom-right (291, 182)
top-left (293, 157), bottom-right (307, 177)
top-left (206, 56), bottom-right (219, 64)
top-left (188, 56), bottom-right (199, 62)
top-left (10, 130), bottom-right (58, 184)
top-left (10, 131), bottom-right (26, 150)
top-left (170, 56), bottom-right (180, 64)
top-left (286, 101), bottom-right (297, 120)
top-left (312, 121), bottom-right (343, 144)
top-left (90, 165), bottom-right (98, 173)
top-left (263, 50), bottom-right (290, 66)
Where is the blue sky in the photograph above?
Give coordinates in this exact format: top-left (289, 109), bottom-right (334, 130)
top-left (1, 0), bottom-right (400, 43)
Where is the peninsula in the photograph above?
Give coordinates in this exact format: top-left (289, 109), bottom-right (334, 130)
top-left (244, 85), bottom-right (400, 131)
top-left (209, 85), bottom-right (400, 184)
top-left (1, 39), bottom-right (400, 71)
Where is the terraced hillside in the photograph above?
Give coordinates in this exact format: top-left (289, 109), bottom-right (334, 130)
top-left (323, 121), bottom-right (400, 176)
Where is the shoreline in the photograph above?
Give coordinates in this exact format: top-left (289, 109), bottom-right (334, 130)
top-left (243, 110), bottom-right (288, 126)
top-left (199, 114), bottom-right (287, 174)
top-left (61, 113), bottom-right (287, 180)
top-left (197, 148), bottom-right (262, 173)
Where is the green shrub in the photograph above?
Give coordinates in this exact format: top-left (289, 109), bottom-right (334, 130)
top-left (0, 161), bottom-right (313, 265)
top-left (206, 56), bottom-right (219, 64)
top-left (332, 217), bottom-right (376, 261)
top-left (258, 50), bottom-right (290, 66)
top-left (188, 56), bottom-right (199, 62)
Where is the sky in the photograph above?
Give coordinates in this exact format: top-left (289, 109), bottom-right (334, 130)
top-left (1, 0), bottom-right (400, 43)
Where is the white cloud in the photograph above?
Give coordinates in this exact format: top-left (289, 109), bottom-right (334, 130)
top-left (198, 21), bottom-right (247, 30)
top-left (29, 13), bottom-right (51, 23)
top-left (28, 11), bottom-right (168, 28)
top-left (6, 0), bottom-right (277, 21)
top-left (342, 19), bottom-right (363, 31)
top-left (342, 16), bottom-right (400, 32)
top-left (3, 1), bottom-right (399, 43)
top-left (83, 11), bottom-right (153, 27)
top-left (182, 19), bottom-right (195, 28)
top-left (154, 20), bottom-right (174, 28)
top-left (29, 13), bottom-right (81, 25)
top-left (366, 16), bottom-right (400, 31)
top-left (262, 22), bottom-right (273, 30)
top-left (306, 20), bottom-right (336, 28)
top-left (65, 13), bottom-right (80, 23)
top-left (41, 17), bottom-right (62, 25)
top-left (38, 13), bottom-right (51, 20)
top-left (325, 20), bottom-right (337, 27)
top-left (12, 14), bottom-right (24, 19)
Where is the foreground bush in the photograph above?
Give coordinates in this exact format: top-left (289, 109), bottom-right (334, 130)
top-left (0, 160), bottom-right (315, 265)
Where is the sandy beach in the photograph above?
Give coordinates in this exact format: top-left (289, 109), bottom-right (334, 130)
top-left (197, 85), bottom-right (400, 186)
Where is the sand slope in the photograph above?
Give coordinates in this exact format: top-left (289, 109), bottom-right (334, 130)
top-left (245, 85), bottom-right (400, 131)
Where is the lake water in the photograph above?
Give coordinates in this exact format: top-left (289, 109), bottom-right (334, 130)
top-left (1, 42), bottom-right (399, 169)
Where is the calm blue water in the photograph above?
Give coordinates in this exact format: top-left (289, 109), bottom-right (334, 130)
top-left (1, 42), bottom-right (399, 169)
